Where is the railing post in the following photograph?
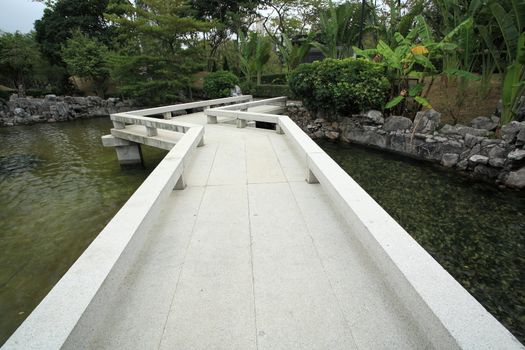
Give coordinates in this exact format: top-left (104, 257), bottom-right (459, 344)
top-left (113, 121), bottom-right (125, 129)
top-left (207, 115), bottom-right (218, 124)
top-left (306, 168), bottom-right (319, 184)
top-left (163, 112), bottom-right (172, 120)
top-left (236, 119), bottom-right (247, 128)
top-left (276, 124), bottom-right (284, 134)
top-left (174, 173), bottom-right (186, 190)
top-left (146, 126), bottom-right (158, 137)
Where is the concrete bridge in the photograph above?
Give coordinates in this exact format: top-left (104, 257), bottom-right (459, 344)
top-left (3, 96), bottom-right (523, 349)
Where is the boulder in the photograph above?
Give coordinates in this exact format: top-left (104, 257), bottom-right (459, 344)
top-left (325, 131), bottom-right (340, 140)
top-left (517, 127), bottom-right (525, 145)
top-left (470, 116), bottom-right (498, 131)
top-left (469, 154), bottom-right (489, 165)
top-left (441, 153), bottom-right (459, 167)
top-left (413, 109), bottom-right (441, 134)
top-left (504, 167), bottom-right (525, 189)
top-left (363, 110), bottom-right (384, 124)
top-left (464, 133), bottom-right (484, 147)
top-left (439, 124), bottom-right (460, 135)
top-left (489, 158), bottom-right (506, 168)
top-left (501, 121), bottom-right (525, 143)
top-left (383, 116), bottom-right (412, 131)
top-left (507, 149), bottom-right (525, 161)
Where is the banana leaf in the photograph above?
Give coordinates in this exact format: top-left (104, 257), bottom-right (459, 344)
top-left (490, 2), bottom-right (519, 58)
top-left (385, 95), bottom-right (405, 109)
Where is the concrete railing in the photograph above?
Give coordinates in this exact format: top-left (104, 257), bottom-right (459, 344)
top-left (206, 100), bottom-right (523, 349)
top-left (205, 96), bottom-right (286, 127)
top-left (128, 95), bottom-right (253, 117)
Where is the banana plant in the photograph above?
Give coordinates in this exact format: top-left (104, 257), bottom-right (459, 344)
top-left (280, 33), bottom-right (312, 76)
top-left (500, 32), bottom-right (525, 125)
top-left (489, 0), bottom-right (525, 125)
top-left (238, 32), bottom-right (272, 85)
top-left (354, 15), bottom-right (480, 117)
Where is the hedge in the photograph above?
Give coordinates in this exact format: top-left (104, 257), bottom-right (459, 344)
top-left (288, 58), bottom-right (390, 117)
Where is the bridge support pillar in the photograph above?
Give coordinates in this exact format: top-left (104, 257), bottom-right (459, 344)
top-left (236, 119), bottom-right (247, 128)
top-left (115, 143), bottom-right (144, 169)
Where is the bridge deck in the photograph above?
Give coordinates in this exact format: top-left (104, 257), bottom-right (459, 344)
top-left (78, 112), bottom-right (430, 349)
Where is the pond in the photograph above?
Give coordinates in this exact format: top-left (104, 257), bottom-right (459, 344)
top-left (319, 140), bottom-right (524, 343)
top-left (0, 118), bottom-right (167, 345)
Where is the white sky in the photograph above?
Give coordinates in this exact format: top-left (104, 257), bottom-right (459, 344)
top-left (0, 0), bottom-right (45, 33)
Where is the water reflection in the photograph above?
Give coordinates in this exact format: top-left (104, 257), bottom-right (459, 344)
top-left (320, 140), bottom-right (525, 343)
top-left (0, 118), bottom-right (167, 345)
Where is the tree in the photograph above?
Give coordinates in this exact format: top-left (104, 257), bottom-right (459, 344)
top-left (0, 32), bottom-right (42, 97)
top-left (105, 0), bottom-right (211, 104)
top-left (34, 0), bottom-right (117, 64)
top-left (61, 31), bottom-right (110, 97)
top-left (189, 0), bottom-right (263, 63)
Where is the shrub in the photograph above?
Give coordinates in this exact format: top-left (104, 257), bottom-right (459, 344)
top-left (240, 80), bottom-right (256, 95)
top-left (260, 73), bottom-right (287, 85)
top-left (203, 71), bottom-right (239, 99)
top-left (254, 84), bottom-right (290, 98)
top-left (289, 58), bottom-right (390, 117)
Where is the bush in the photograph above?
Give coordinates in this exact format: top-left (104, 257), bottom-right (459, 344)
top-left (289, 58), bottom-right (390, 117)
top-left (203, 71), bottom-right (239, 99)
top-left (260, 73), bottom-right (287, 85)
top-left (240, 80), bottom-right (256, 95)
top-left (254, 84), bottom-right (290, 98)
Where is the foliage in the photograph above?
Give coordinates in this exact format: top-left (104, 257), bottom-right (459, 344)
top-left (312, 1), bottom-right (374, 59)
top-left (61, 31), bottom-right (109, 97)
top-left (289, 58), bottom-right (390, 117)
top-left (254, 84), bottom-right (290, 97)
top-left (0, 32), bottom-right (43, 96)
top-left (105, 0), bottom-right (211, 104)
top-left (203, 71), bottom-right (239, 98)
top-left (240, 80), bottom-right (257, 95)
top-left (190, 0), bottom-right (263, 63)
top-left (354, 15), bottom-right (480, 118)
top-left (500, 33), bottom-right (525, 125)
top-left (260, 73), bottom-right (287, 84)
top-left (488, 0), bottom-right (525, 125)
top-left (238, 32), bottom-right (272, 84)
top-left (34, 0), bottom-right (116, 64)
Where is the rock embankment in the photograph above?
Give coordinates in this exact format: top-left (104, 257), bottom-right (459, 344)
top-left (288, 104), bottom-right (525, 189)
top-left (0, 94), bottom-right (135, 126)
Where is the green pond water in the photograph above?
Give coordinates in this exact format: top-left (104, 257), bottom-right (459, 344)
top-left (0, 119), bottom-right (523, 345)
top-left (0, 118), bottom-right (167, 345)
top-left (320, 140), bottom-right (524, 343)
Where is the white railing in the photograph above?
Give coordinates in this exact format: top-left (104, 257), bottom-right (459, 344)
top-left (205, 96), bottom-right (286, 127)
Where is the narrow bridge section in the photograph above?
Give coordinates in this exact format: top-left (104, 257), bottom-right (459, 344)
top-left (3, 97), bottom-right (522, 350)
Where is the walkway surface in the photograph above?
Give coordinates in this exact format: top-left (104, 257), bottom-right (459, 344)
top-left (73, 111), bottom-right (432, 350)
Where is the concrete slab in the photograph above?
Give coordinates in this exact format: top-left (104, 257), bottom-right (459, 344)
top-left (158, 184), bottom-right (256, 350)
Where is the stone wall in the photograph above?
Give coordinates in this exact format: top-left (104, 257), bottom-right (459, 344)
top-left (0, 94), bottom-right (135, 127)
top-left (287, 103), bottom-right (525, 189)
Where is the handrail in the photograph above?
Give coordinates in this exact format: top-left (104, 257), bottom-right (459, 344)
top-left (210, 96), bottom-right (286, 111)
top-left (127, 95), bottom-right (252, 116)
top-left (110, 113), bottom-right (195, 133)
